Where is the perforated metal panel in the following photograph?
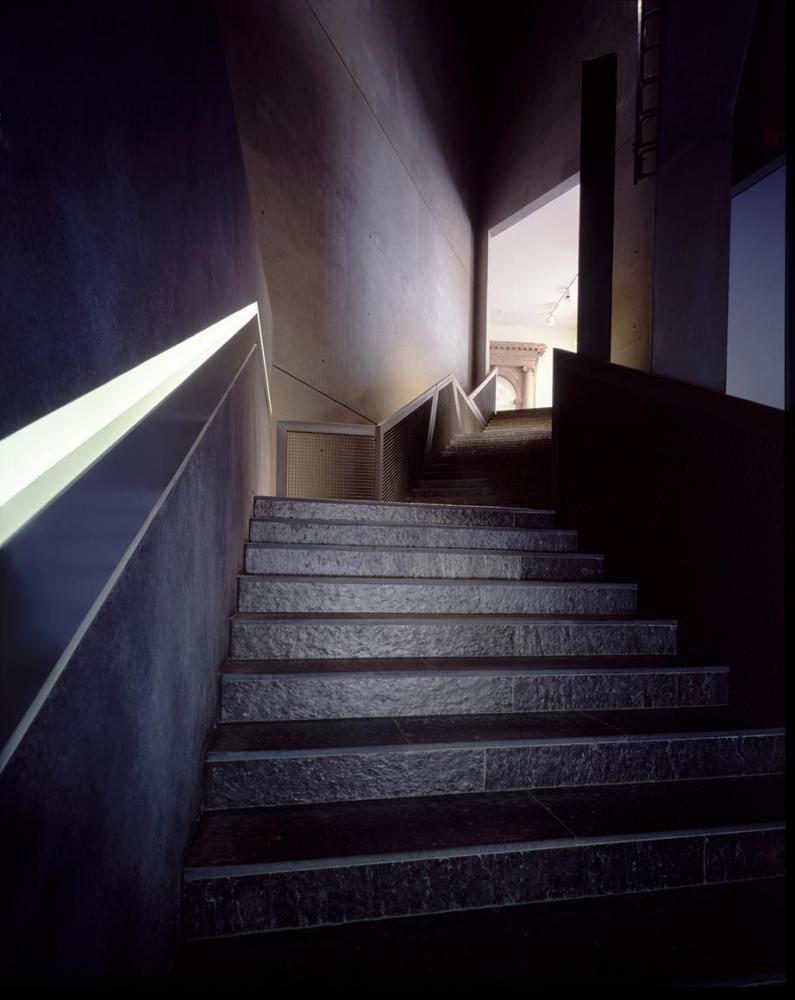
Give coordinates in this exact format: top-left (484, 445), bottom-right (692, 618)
top-left (430, 382), bottom-right (457, 458)
top-left (471, 377), bottom-right (497, 424)
top-left (285, 430), bottom-right (375, 499)
top-left (456, 388), bottom-right (482, 436)
top-left (381, 397), bottom-right (433, 501)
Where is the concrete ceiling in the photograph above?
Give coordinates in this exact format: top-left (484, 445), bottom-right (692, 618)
top-left (487, 183), bottom-right (580, 329)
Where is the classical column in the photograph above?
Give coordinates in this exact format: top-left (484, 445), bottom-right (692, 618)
top-left (520, 365), bottom-right (534, 408)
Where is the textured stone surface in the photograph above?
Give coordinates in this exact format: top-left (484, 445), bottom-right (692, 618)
top-left (173, 879), bottom-right (787, 987)
top-left (512, 668), bottom-right (729, 713)
top-left (220, 666), bottom-right (729, 722)
top-left (238, 578), bottom-right (637, 615)
top-left (485, 733), bottom-right (786, 792)
top-left (206, 747), bottom-right (484, 809)
top-left (244, 544), bottom-right (604, 580)
top-left (205, 731), bottom-right (784, 808)
top-left (229, 615), bottom-right (677, 660)
top-left (221, 672), bottom-right (514, 721)
top-left (252, 497), bottom-right (555, 528)
top-left (705, 828), bottom-right (786, 883)
top-left (182, 835), bottom-right (706, 937)
top-left (248, 519), bottom-right (576, 552)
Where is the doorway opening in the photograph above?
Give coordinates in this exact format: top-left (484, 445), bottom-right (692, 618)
top-left (486, 175), bottom-right (579, 410)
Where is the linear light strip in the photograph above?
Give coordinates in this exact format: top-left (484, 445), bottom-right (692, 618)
top-left (0, 302), bottom-right (262, 547)
top-left (0, 341), bottom-right (260, 776)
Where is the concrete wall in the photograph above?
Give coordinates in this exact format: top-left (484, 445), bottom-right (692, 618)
top-left (477, 0), bottom-right (654, 382)
top-left (0, 1), bottom-right (271, 984)
top-left (217, 0), bottom-right (477, 457)
top-left (651, 0), bottom-right (757, 391)
top-left (0, 1), bottom-right (272, 441)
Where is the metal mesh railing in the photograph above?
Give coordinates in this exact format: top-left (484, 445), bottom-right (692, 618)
top-left (277, 375), bottom-right (491, 501)
top-left (380, 397), bottom-right (433, 501)
top-left (282, 428), bottom-right (375, 499)
top-left (470, 371), bottom-right (497, 424)
top-left (430, 382), bottom-right (457, 459)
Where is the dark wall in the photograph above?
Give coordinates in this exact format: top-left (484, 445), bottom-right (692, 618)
top-left (0, 0), bottom-right (271, 440)
top-left (651, 0), bottom-right (757, 391)
top-left (0, 353), bottom-right (268, 985)
top-left (553, 350), bottom-right (784, 722)
top-left (475, 0), bottom-right (654, 378)
top-left (0, 0), bottom-right (272, 985)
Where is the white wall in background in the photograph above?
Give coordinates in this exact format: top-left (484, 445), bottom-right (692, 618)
top-left (726, 164), bottom-right (786, 409)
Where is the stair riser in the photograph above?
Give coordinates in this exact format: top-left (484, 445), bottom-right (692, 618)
top-left (253, 498), bottom-right (554, 528)
top-left (249, 521), bottom-right (575, 552)
top-left (407, 496), bottom-right (552, 508)
top-left (205, 733), bottom-right (783, 809)
top-left (237, 580), bottom-right (637, 615)
top-left (422, 467), bottom-right (548, 479)
top-left (410, 489), bottom-right (547, 499)
top-left (220, 669), bottom-right (730, 722)
top-left (230, 620), bottom-right (676, 660)
top-left (244, 547), bottom-right (605, 581)
top-left (182, 825), bottom-right (784, 938)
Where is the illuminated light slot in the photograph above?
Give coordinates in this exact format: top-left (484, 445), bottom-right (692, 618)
top-left (0, 302), bottom-right (260, 548)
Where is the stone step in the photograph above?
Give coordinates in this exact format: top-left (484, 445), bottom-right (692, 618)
top-left (219, 658), bottom-right (730, 722)
top-left (172, 878), bottom-right (786, 986)
top-left (183, 773), bottom-right (785, 936)
top-left (487, 406), bottom-right (552, 426)
top-left (407, 494), bottom-right (552, 508)
top-left (203, 709), bottom-right (783, 809)
top-left (244, 543), bottom-right (605, 580)
top-left (440, 448), bottom-right (551, 462)
top-left (253, 497), bottom-right (555, 529)
top-left (446, 435), bottom-right (552, 450)
top-left (229, 613), bottom-right (677, 660)
top-left (249, 518), bottom-right (575, 552)
top-left (413, 477), bottom-right (493, 489)
top-left (237, 577), bottom-right (637, 615)
top-left (422, 463), bottom-right (545, 479)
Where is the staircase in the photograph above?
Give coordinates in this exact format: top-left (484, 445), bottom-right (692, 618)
top-left (174, 408), bottom-right (785, 986)
top-left (408, 408), bottom-right (553, 507)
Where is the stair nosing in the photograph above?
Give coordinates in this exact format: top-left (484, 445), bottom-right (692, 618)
top-left (237, 575), bottom-right (633, 589)
top-left (206, 726), bottom-right (784, 761)
top-left (244, 542), bottom-right (601, 558)
top-left (230, 613), bottom-right (676, 623)
top-left (250, 516), bottom-right (572, 536)
top-left (183, 819), bottom-right (786, 881)
top-left (220, 664), bottom-right (730, 680)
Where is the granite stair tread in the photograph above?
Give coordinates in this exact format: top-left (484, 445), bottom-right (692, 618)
top-left (220, 654), bottom-right (723, 675)
top-left (248, 519), bottom-right (574, 550)
top-left (230, 611), bottom-right (669, 622)
top-left (253, 496), bottom-right (554, 517)
top-left (185, 774), bottom-right (785, 870)
top-left (243, 543), bottom-right (606, 582)
top-left (207, 706), bottom-right (779, 755)
top-left (172, 879), bottom-right (786, 987)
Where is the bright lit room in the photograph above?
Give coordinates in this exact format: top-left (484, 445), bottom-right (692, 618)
top-left (486, 175), bottom-right (579, 411)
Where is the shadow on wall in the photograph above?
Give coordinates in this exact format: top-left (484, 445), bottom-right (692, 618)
top-left (216, 0), bottom-right (477, 425)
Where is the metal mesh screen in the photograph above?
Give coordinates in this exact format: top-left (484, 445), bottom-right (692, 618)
top-left (285, 430), bottom-right (375, 499)
top-left (381, 397), bottom-right (433, 501)
top-left (471, 377), bottom-right (497, 423)
top-left (430, 382), bottom-right (457, 458)
top-left (457, 389), bottom-right (482, 436)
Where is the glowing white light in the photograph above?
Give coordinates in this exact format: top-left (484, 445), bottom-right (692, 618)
top-left (0, 303), bottom-right (259, 547)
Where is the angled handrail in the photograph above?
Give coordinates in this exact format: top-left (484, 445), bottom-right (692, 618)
top-left (277, 370), bottom-right (493, 502)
